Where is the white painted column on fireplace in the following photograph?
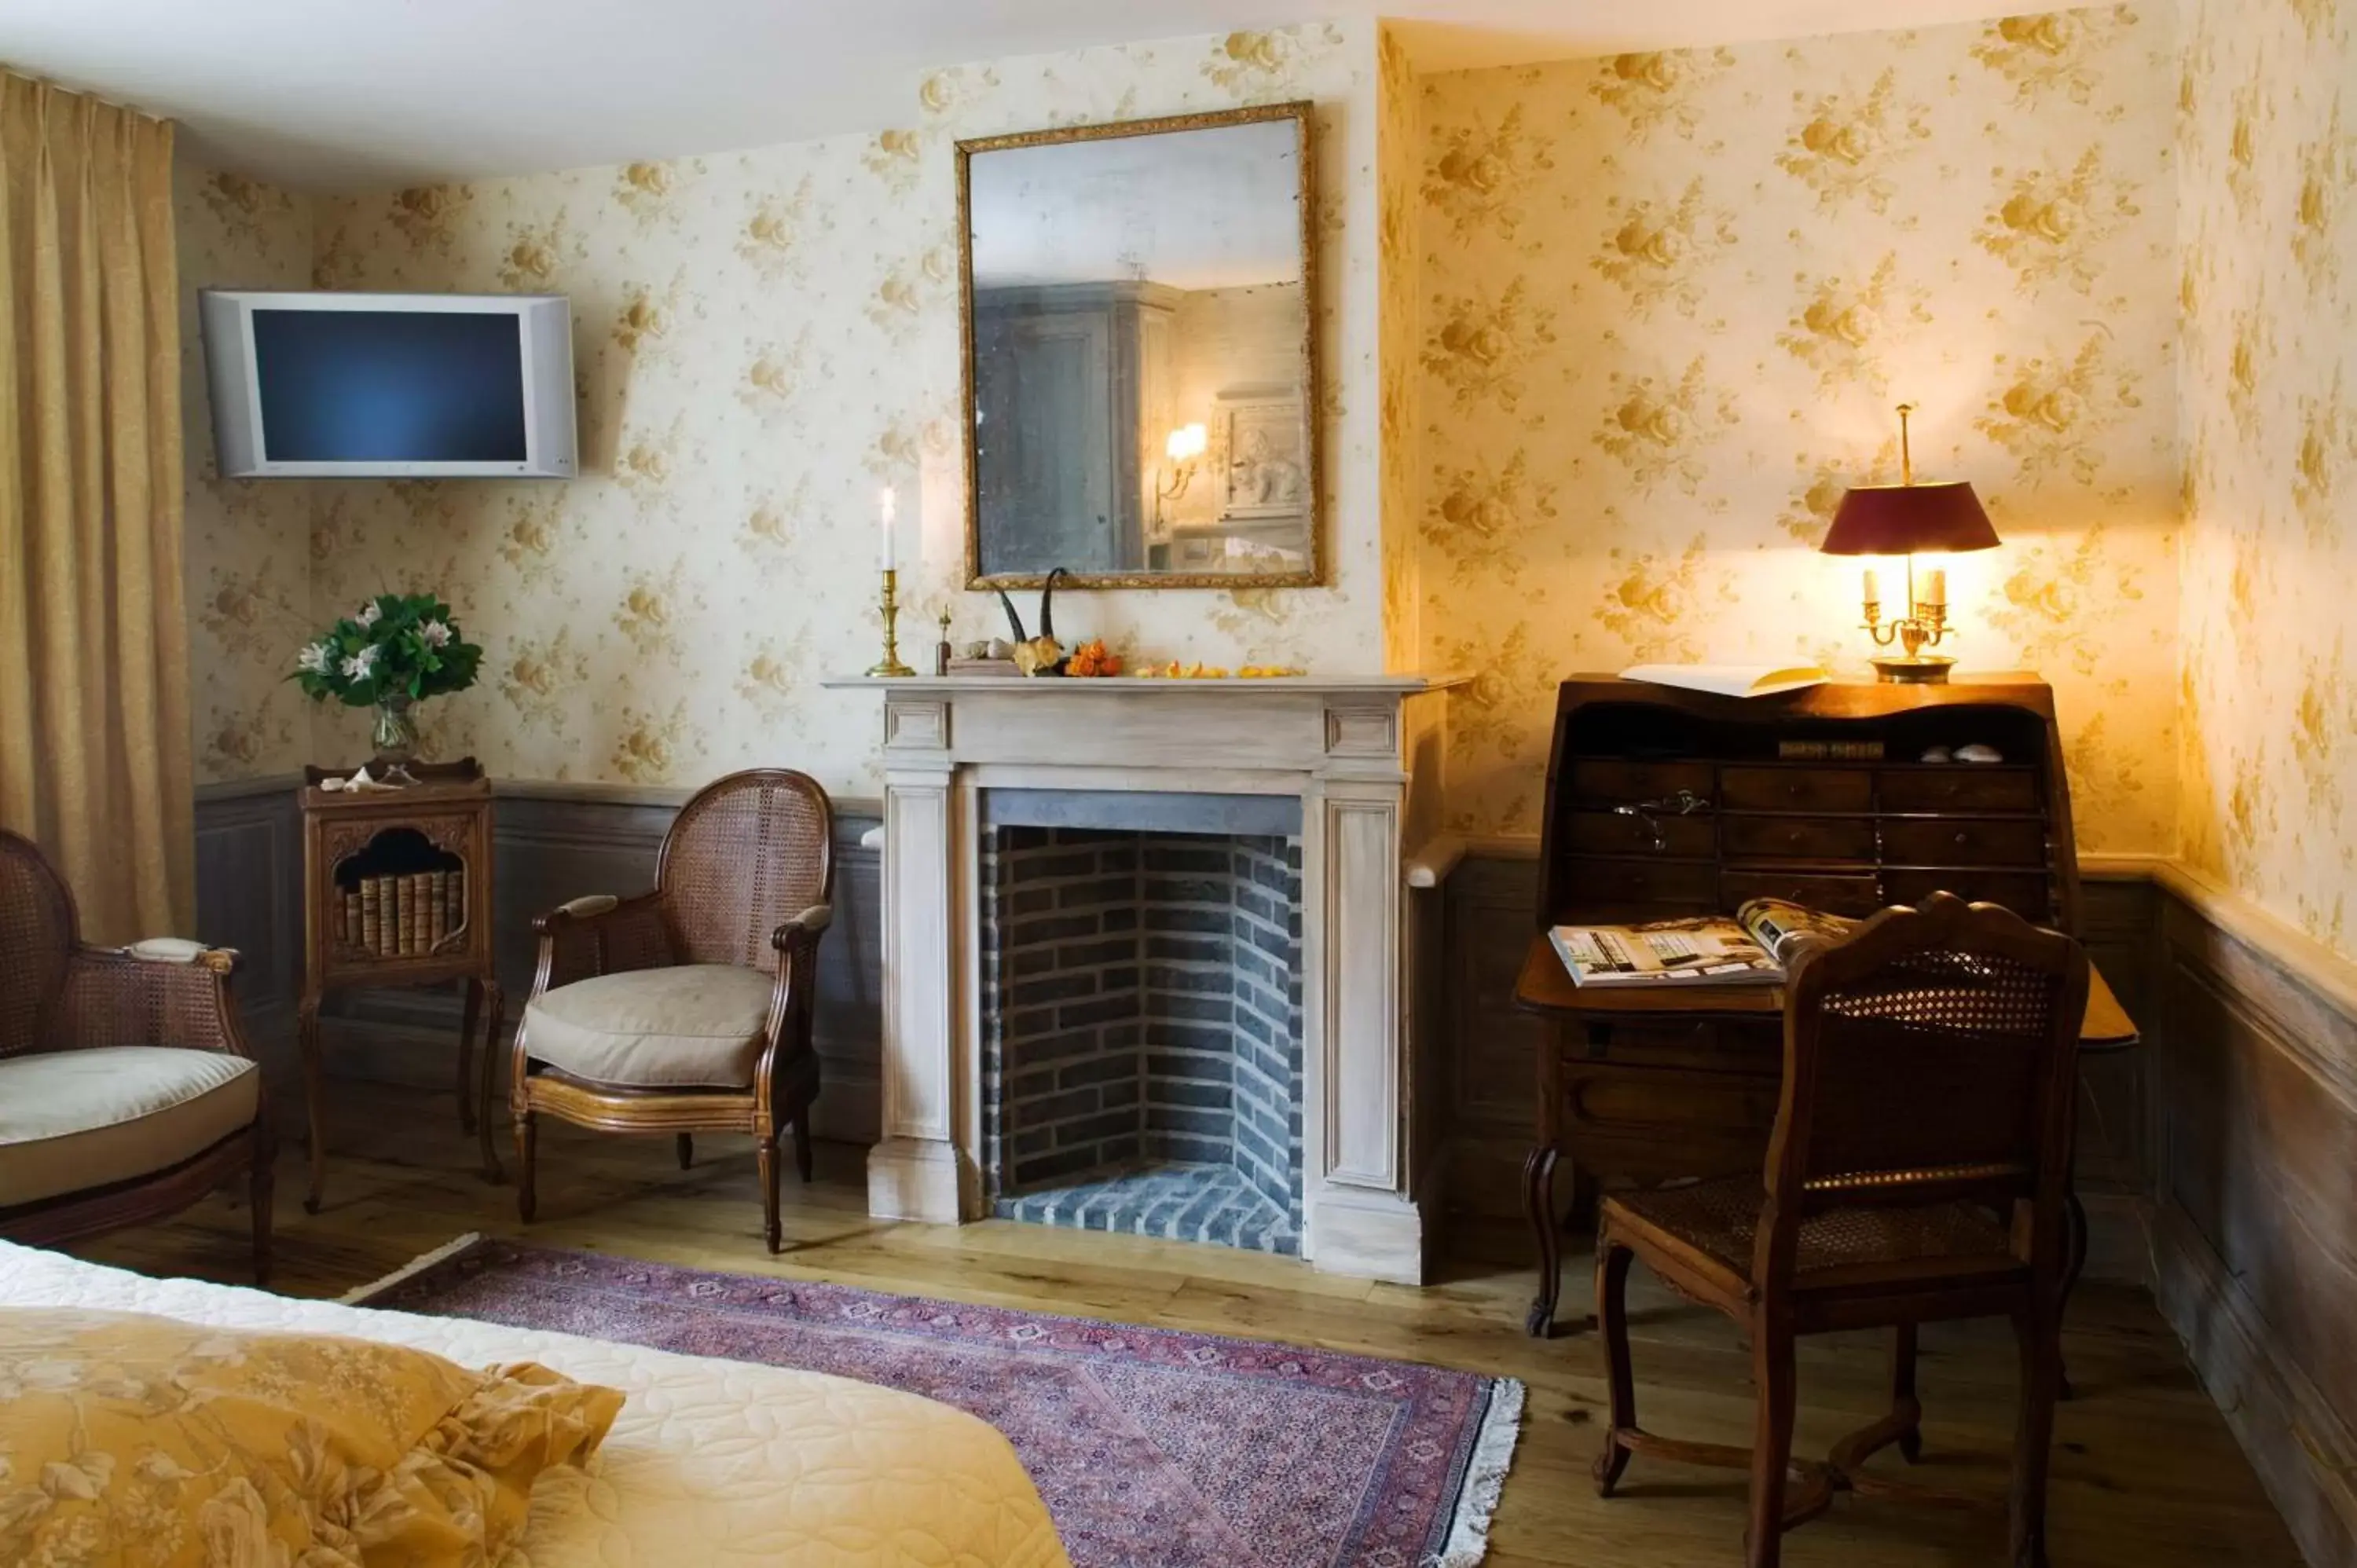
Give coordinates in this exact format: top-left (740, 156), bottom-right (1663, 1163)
top-left (1300, 702), bottom-right (1427, 1284)
top-left (869, 695), bottom-right (970, 1222)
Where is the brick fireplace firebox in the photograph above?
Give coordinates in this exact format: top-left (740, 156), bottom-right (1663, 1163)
top-left (981, 820), bottom-right (1304, 1252)
top-left (827, 673), bottom-right (1457, 1284)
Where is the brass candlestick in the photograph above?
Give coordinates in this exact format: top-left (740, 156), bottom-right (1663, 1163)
top-left (867, 569), bottom-right (916, 677)
top-left (1861, 555), bottom-right (1955, 683)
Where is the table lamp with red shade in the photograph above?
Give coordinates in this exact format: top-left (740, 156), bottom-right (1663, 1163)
top-left (1820, 403), bottom-right (2001, 683)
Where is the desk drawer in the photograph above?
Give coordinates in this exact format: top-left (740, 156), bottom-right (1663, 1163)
top-left (1721, 869), bottom-right (1883, 916)
top-left (1559, 855), bottom-right (1717, 907)
top-left (1570, 759), bottom-right (1716, 805)
top-left (1722, 814), bottom-right (1876, 863)
top-left (1882, 818), bottom-right (2047, 866)
top-left (1721, 767), bottom-right (1873, 812)
top-left (1574, 1018), bottom-right (1780, 1074)
top-left (1885, 866), bottom-right (2051, 919)
top-left (1879, 767), bottom-right (2041, 813)
top-left (1563, 808), bottom-right (1716, 858)
top-left (1564, 1063), bottom-right (1780, 1141)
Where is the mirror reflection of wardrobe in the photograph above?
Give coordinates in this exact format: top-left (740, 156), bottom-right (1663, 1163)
top-left (972, 280), bottom-right (1173, 574)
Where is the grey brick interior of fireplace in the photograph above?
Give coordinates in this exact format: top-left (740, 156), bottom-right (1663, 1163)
top-left (979, 819), bottom-right (1304, 1253)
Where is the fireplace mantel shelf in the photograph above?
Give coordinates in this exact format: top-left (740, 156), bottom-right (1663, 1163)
top-left (824, 673), bottom-right (1465, 696)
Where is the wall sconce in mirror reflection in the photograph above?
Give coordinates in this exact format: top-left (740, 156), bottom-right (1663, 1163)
top-left (1155, 423), bottom-right (1208, 527)
top-left (1820, 403), bottom-right (2001, 684)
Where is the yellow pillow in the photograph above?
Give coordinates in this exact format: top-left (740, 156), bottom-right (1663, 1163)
top-left (0, 1306), bottom-right (622, 1566)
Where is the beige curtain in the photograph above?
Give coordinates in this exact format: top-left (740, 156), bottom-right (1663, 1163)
top-left (0, 70), bottom-right (193, 943)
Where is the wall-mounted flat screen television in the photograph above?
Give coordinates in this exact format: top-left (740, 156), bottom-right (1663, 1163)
top-left (198, 291), bottom-right (576, 478)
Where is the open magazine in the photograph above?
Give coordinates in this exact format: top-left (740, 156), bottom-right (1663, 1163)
top-left (1548, 899), bottom-right (1857, 989)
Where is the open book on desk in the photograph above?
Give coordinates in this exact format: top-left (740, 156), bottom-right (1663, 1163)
top-left (1548, 899), bottom-right (1857, 989)
top-left (1619, 663), bottom-right (1826, 698)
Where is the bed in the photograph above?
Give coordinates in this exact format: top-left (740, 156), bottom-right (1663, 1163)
top-left (0, 1238), bottom-right (1072, 1568)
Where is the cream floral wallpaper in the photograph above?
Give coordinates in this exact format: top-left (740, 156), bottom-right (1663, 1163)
top-left (2176, 0), bottom-right (2357, 955)
top-left (176, 164), bottom-right (317, 783)
top-left (1419, 5), bottom-right (2183, 851)
top-left (269, 23), bottom-right (1394, 792)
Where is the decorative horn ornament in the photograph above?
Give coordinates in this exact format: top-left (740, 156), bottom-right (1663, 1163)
top-left (1039, 567), bottom-right (1069, 642)
top-left (994, 588), bottom-right (1028, 646)
top-left (1013, 566), bottom-right (1069, 677)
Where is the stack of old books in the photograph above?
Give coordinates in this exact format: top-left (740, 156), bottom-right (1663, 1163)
top-left (340, 868), bottom-right (464, 958)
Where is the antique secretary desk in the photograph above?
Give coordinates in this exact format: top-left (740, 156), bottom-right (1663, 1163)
top-left (1513, 675), bottom-right (2137, 1337)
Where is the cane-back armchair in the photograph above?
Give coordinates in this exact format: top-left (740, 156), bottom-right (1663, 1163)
top-left (505, 768), bottom-right (834, 1251)
top-left (0, 830), bottom-right (274, 1281)
top-left (1592, 892), bottom-right (2088, 1568)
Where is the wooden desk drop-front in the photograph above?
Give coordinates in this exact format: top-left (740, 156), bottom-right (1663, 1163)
top-left (296, 760), bottom-right (503, 1212)
top-left (1514, 676), bottom-right (2139, 1338)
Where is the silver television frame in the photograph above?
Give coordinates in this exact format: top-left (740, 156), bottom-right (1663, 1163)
top-left (198, 289), bottom-right (577, 479)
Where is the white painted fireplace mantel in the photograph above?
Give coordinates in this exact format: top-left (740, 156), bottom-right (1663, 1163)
top-left (824, 673), bottom-right (1460, 1284)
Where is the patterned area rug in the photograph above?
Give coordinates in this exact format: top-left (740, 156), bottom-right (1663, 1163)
top-left (352, 1236), bottom-right (1522, 1567)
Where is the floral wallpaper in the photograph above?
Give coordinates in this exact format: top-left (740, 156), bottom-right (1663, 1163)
top-left (1419, 6), bottom-right (2183, 851)
top-left (273, 23), bottom-right (1392, 792)
top-left (2176, 0), bottom-right (2357, 956)
top-left (175, 164), bottom-right (317, 784)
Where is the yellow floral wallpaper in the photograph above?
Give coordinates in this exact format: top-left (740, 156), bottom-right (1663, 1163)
top-left (176, 163), bottom-right (317, 783)
top-left (2177, 0), bottom-right (2357, 956)
top-left (276, 23), bottom-right (1394, 790)
top-left (1419, 5), bottom-right (2183, 851)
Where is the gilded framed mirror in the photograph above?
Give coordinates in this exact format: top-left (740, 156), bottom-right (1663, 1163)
top-left (957, 101), bottom-right (1320, 589)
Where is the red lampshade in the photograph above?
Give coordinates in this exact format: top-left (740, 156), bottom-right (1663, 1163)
top-left (1820, 480), bottom-right (2000, 555)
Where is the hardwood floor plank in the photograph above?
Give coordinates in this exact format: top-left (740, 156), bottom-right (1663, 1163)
top-left (68, 1083), bottom-right (2304, 1568)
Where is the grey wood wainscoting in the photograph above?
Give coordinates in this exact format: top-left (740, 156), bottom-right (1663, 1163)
top-left (192, 775), bottom-right (883, 1147)
top-left (2148, 866), bottom-right (2357, 1568)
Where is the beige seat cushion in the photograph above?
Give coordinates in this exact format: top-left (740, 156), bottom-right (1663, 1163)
top-left (525, 964), bottom-right (774, 1088)
top-left (0, 1046), bottom-right (260, 1207)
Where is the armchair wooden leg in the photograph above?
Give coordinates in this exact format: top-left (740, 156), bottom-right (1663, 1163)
top-left (758, 1137), bottom-right (782, 1253)
top-left (790, 1111), bottom-right (813, 1183)
top-left (2010, 1299), bottom-right (2062, 1568)
top-left (248, 1122), bottom-right (276, 1288)
top-left (1593, 1232), bottom-right (1637, 1497)
top-left (515, 1112), bottom-right (538, 1224)
top-left (1745, 1321), bottom-right (1799, 1568)
top-left (676, 1134), bottom-right (694, 1170)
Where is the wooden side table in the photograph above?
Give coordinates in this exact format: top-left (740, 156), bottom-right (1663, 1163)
top-left (296, 759), bottom-right (501, 1211)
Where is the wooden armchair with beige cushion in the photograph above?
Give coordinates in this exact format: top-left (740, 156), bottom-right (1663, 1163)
top-left (504, 768), bottom-right (834, 1251)
top-left (0, 830), bottom-right (274, 1281)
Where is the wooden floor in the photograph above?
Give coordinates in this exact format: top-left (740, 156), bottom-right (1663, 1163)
top-left (82, 1079), bottom-right (2303, 1568)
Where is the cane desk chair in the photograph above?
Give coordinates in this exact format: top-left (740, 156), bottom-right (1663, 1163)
top-left (504, 769), bottom-right (834, 1251)
top-left (1592, 892), bottom-right (2088, 1568)
top-left (0, 831), bottom-right (274, 1281)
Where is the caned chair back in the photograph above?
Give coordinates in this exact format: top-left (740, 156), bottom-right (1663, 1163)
top-left (1761, 892), bottom-right (2088, 1280)
top-left (656, 770), bottom-right (834, 971)
top-left (0, 831), bottom-right (76, 1059)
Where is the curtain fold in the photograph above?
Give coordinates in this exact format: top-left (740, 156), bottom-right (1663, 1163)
top-left (0, 70), bottom-right (193, 943)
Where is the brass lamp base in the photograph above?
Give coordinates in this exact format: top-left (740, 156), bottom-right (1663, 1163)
top-left (1871, 654), bottom-right (1956, 684)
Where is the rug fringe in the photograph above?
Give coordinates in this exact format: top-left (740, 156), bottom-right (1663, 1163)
top-left (1431, 1376), bottom-right (1525, 1567)
top-left (336, 1233), bottom-right (482, 1306)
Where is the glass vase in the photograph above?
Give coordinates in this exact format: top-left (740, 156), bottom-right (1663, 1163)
top-left (371, 696), bottom-right (420, 766)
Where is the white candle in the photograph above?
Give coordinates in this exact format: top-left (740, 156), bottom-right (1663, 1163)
top-left (878, 486), bottom-right (897, 571)
top-left (1862, 566), bottom-right (1880, 606)
top-left (1922, 566), bottom-right (1947, 607)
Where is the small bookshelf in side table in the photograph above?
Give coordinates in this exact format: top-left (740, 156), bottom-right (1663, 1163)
top-left (295, 758), bottom-right (500, 1213)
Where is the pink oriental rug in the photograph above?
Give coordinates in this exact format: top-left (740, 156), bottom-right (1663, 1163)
top-left (355, 1237), bottom-right (1523, 1567)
